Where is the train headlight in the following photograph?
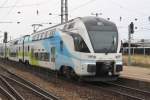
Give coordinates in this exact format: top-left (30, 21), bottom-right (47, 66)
top-left (108, 72), bottom-right (112, 76)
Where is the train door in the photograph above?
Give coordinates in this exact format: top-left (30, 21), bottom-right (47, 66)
top-left (50, 46), bottom-right (56, 70)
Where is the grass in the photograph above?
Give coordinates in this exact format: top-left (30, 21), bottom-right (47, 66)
top-left (123, 54), bottom-right (150, 68)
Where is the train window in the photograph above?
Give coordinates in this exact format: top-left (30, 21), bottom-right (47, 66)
top-left (42, 33), bottom-right (45, 39)
top-left (51, 47), bottom-right (56, 62)
top-left (63, 24), bottom-right (68, 30)
top-left (41, 53), bottom-right (44, 61)
top-left (33, 35), bottom-right (36, 41)
top-left (24, 36), bottom-right (29, 43)
top-left (38, 34), bottom-right (40, 40)
top-left (68, 23), bottom-right (75, 29)
top-left (42, 53), bottom-right (49, 61)
top-left (28, 36), bottom-right (30, 42)
top-left (31, 48), bottom-right (34, 58)
top-left (10, 52), bottom-right (17, 57)
top-left (60, 40), bottom-right (63, 52)
top-left (39, 34), bottom-right (41, 40)
top-left (32, 36), bottom-right (34, 41)
top-left (40, 33), bottom-right (43, 39)
top-left (70, 34), bottom-right (90, 53)
top-left (34, 53), bottom-right (38, 59)
top-left (28, 37), bottom-right (32, 42)
top-left (28, 46), bottom-right (30, 52)
top-left (44, 32), bottom-right (48, 38)
top-left (34, 35), bottom-right (37, 40)
top-left (14, 40), bottom-right (18, 45)
top-left (88, 31), bottom-right (118, 53)
top-left (34, 52), bottom-right (49, 61)
top-left (32, 36), bottom-right (35, 41)
top-left (47, 31), bottom-right (50, 38)
top-left (18, 39), bottom-right (23, 44)
top-left (35, 34), bottom-right (39, 40)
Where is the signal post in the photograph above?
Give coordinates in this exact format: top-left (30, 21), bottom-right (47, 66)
top-left (128, 22), bottom-right (134, 65)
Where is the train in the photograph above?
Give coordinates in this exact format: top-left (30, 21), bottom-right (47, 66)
top-left (0, 16), bottom-right (123, 81)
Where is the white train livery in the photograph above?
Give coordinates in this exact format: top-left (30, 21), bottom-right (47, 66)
top-left (0, 16), bottom-right (123, 81)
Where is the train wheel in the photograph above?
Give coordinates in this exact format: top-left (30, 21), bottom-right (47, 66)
top-left (61, 66), bottom-right (73, 80)
top-left (25, 60), bottom-right (30, 65)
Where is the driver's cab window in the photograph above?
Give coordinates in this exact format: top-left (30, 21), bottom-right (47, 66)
top-left (71, 33), bottom-right (90, 53)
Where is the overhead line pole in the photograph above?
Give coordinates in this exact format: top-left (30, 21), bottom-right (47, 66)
top-left (61, 0), bottom-right (63, 24)
top-left (61, 0), bottom-right (68, 24)
top-left (65, 0), bottom-right (68, 22)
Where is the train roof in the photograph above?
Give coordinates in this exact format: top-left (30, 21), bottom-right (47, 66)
top-left (81, 16), bottom-right (116, 26)
top-left (32, 16), bottom-right (116, 35)
top-left (6, 16), bottom-right (117, 43)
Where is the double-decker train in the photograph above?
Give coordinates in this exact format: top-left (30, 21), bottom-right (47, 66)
top-left (0, 16), bottom-right (123, 81)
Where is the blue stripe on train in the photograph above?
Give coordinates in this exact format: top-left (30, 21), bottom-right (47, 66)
top-left (42, 31), bottom-right (75, 70)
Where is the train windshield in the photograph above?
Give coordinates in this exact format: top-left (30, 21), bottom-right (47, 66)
top-left (88, 31), bottom-right (118, 53)
top-left (82, 17), bottom-right (118, 53)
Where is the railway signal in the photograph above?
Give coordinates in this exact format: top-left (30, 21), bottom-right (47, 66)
top-left (129, 22), bottom-right (134, 34)
top-left (3, 32), bottom-right (8, 59)
top-left (3, 32), bottom-right (8, 43)
top-left (120, 16), bottom-right (122, 22)
top-left (128, 22), bottom-right (134, 66)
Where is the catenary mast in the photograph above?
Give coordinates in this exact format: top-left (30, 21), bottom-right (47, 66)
top-left (61, 0), bottom-right (68, 24)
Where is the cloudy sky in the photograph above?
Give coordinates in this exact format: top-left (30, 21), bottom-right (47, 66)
top-left (0, 0), bottom-right (150, 42)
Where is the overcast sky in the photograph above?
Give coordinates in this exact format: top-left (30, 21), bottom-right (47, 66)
top-left (0, 0), bottom-right (150, 42)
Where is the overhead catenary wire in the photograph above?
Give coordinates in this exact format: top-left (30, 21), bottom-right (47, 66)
top-left (69, 0), bottom-right (148, 17)
top-left (108, 0), bottom-right (149, 16)
top-left (70, 0), bottom-right (97, 12)
top-left (0, 0), bottom-right (60, 16)
top-left (1, 0), bottom-right (20, 19)
top-left (0, 0), bottom-right (52, 8)
top-left (0, 0), bottom-right (9, 8)
top-left (0, 0), bottom-right (9, 12)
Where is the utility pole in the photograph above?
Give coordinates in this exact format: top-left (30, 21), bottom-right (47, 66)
top-left (128, 22), bottom-right (134, 66)
top-left (61, 0), bottom-right (68, 24)
top-left (141, 39), bottom-right (146, 56)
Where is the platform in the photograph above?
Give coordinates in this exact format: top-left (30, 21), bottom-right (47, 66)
top-left (121, 66), bottom-right (150, 82)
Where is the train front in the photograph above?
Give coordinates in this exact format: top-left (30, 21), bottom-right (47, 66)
top-left (75, 17), bottom-right (123, 81)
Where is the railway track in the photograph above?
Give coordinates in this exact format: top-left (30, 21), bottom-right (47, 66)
top-left (0, 60), bottom-right (149, 100)
top-left (0, 65), bottom-right (59, 100)
top-left (0, 85), bottom-right (16, 100)
top-left (93, 81), bottom-right (150, 100)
